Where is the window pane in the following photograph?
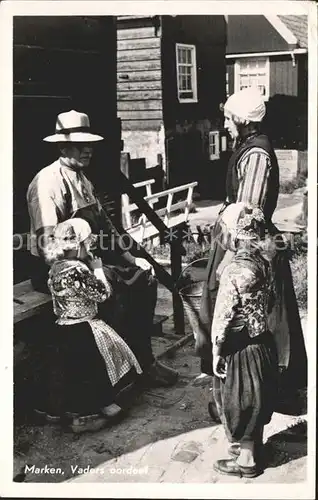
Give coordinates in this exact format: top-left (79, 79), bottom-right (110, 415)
top-left (258, 85), bottom-right (266, 96)
top-left (240, 58), bottom-right (266, 71)
top-left (179, 74), bottom-right (186, 90)
top-left (177, 47), bottom-right (182, 63)
top-left (186, 75), bottom-right (192, 91)
top-left (187, 48), bottom-right (192, 64)
top-left (177, 47), bottom-right (183, 64)
top-left (255, 58), bottom-right (266, 69)
top-left (177, 45), bottom-right (196, 100)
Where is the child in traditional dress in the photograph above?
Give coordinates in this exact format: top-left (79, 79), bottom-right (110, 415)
top-left (43, 217), bottom-right (142, 433)
top-left (211, 203), bottom-right (279, 478)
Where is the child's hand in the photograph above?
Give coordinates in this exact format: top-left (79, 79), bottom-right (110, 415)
top-left (213, 355), bottom-right (227, 379)
top-left (88, 256), bottom-right (103, 270)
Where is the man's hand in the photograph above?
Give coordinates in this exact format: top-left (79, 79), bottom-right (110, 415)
top-left (135, 257), bottom-right (155, 275)
top-left (213, 355), bottom-right (227, 379)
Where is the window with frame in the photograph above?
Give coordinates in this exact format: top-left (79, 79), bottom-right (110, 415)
top-left (176, 43), bottom-right (198, 103)
top-left (209, 131), bottom-right (220, 160)
top-left (235, 57), bottom-right (270, 100)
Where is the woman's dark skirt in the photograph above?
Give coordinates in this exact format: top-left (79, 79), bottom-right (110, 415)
top-left (39, 321), bottom-right (134, 417)
top-left (213, 328), bottom-right (279, 443)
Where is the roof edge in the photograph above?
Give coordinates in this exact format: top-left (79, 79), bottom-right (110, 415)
top-left (226, 48), bottom-right (307, 58)
top-left (265, 15), bottom-right (298, 46)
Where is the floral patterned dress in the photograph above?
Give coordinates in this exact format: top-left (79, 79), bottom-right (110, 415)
top-left (211, 250), bottom-right (279, 443)
top-left (45, 259), bottom-right (142, 417)
top-left (211, 250), bottom-right (271, 356)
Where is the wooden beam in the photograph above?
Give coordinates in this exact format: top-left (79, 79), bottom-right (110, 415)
top-left (117, 47), bottom-right (161, 62)
top-left (118, 38), bottom-right (160, 51)
top-left (117, 26), bottom-right (157, 40)
top-left (117, 70), bottom-right (161, 82)
top-left (120, 151), bottom-right (130, 178)
top-left (117, 80), bottom-right (162, 91)
top-left (133, 179), bottom-right (155, 189)
top-left (145, 182), bottom-right (198, 200)
top-left (170, 227), bottom-right (185, 335)
top-left (118, 100), bottom-right (162, 111)
top-left (117, 59), bottom-right (161, 72)
top-left (156, 333), bottom-right (193, 359)
top-left (117, 89), bottom-right (162, 101)
top-left (121, 119), bottom-right (163, 131)
top-left (127, 213), bottom-right (190, 242)
top-left (114, 171), bottom-right (183, 293)
top-left (118, 110), bottom-right (163, 121)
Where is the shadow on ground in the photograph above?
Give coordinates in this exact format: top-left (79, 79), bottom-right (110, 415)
top-left (264, 420), bottom-right (307, 470)
top-left (14, 340), bottom-right (220, 483)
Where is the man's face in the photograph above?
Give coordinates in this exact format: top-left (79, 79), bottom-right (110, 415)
top-left (64, 143), bottom-right (94, 168)
top-left (224, 112), bottom-right (239, 140)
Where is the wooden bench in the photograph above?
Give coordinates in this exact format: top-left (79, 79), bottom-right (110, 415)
top-left (14, 178), bottom-right (197, 329)
top-left (13, 279), bottom-right (167, 337)
top-left (123, 180), bottom-right (198, 244)
top-left (14, 280), bottom-right (52, 324)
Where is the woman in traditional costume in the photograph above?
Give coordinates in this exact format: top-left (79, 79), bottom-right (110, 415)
top-left (197, 87), bottom-right (307, 401)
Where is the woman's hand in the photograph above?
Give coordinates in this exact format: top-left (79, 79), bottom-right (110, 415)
top-left (213, 355), bottom-right (227, 379)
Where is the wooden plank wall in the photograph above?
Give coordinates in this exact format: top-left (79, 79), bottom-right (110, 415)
top-left (13, 17), bottom-right (120, 283)
top-left (13, 16), bottom-right (119, 235)
top-left (117, 23), bottom-right (164, 131)
top-left (270, 56), bottom-right (298, 97)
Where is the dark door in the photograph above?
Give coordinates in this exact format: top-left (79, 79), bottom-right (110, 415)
top-left (13, 16), bottom-right (119, 282)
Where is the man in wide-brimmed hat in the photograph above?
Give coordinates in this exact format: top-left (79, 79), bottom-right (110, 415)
top-left (27, 110), bottom-right (178, 390)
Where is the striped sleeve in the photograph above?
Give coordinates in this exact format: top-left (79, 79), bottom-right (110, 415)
top-left (236, 147), bottom-right (271, 208)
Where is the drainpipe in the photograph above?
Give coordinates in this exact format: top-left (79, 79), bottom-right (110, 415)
top-left (291, 50), bottom-right (296, 67)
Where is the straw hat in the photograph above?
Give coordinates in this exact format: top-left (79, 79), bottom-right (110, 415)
top-left (43, 110), bottom-right (104, 142)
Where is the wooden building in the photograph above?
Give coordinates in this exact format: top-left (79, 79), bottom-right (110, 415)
top-left (117, 15), bottom-right (228, 199)
top-left (226, 15), bottom-right (308, 150)
top-left (13, 16), bottom-right (120, 281)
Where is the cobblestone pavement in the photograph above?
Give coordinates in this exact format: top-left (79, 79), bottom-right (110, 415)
top-left (69, 411), bottom-right (307, 484)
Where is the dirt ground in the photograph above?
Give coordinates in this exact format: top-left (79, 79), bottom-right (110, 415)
top-left (14, 333), bottom-right (216, 483)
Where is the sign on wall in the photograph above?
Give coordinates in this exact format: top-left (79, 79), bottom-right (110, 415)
top-left (275, 149), bottom-right (298, 182)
